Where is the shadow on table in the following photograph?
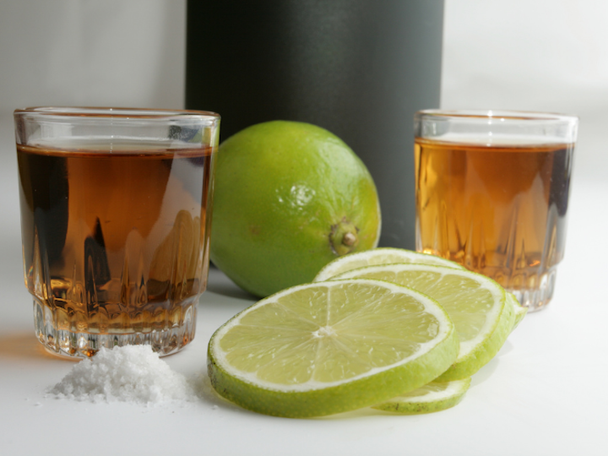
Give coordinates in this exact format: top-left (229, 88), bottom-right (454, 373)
top-left (469, 339), bottom-right (514, 387)
top-left (0, 331), bottom-right (64, 361)
top-left (204, 264), bottom-right (258, 302)
top-left (205, 281), bottom-right (256, 302)
top-left (190, 370), bottom-right (249, 412)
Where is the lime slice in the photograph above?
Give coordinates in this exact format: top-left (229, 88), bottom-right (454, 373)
top-left (313, 247), bottom-right (464, 282)
top-left (208, 279), bottom-right (459, 418)
top-left (508, 292), bottom-right (527, 331)
top-left (373, 378), bottom-right (471, 414)
top-left (331, 264), bottom-right (514, 381)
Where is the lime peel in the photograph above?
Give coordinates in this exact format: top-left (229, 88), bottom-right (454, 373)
top-left (330, 264), bottom-right (512, 381)
top-left (508, 292), bottom-right (527, 331)
top-left (210, 121), bottom-right (381, 298)
top-left (313, 247), bottom-right (465, 282)
top-left (208, 279), bottom-right (459, 418)
top-left (373, 378), bottom-right (471, 414)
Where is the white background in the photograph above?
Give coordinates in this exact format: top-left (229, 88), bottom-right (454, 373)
top-left (441, 0), bottom-right (608, 182)
top-left (1, 0), bottom-right (607, 186)
top-left (1, 2), bottom-right (607, 455)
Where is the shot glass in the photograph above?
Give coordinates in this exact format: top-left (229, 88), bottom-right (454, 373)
top-left (14, 107), bottom-right (220, 357)
top-left (414, 110), bottom-right (578, 311)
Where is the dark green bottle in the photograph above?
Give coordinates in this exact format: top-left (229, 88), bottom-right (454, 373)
top-left (186, 0), bottom-right (444, 249)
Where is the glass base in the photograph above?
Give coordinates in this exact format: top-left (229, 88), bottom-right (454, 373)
top-left (506, 267), bottom-right (557, 313)
top-left (33, 297), bottom-right (197, 359)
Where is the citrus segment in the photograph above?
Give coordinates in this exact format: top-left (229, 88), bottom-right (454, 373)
top-left (330, 264), bottom-right (514, 381)
top-left (373, 378), bottom-right (471, 414)
top-left (208, 279), bottom-right (459, 417)
top-left (313, 247), bottom-right (464, 282)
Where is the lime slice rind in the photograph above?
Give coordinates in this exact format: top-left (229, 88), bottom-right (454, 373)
top-left (210, 279), bottom-right (455, 390)
top-left (208, 279), bottom-right (459, 417)
top-left (436, 292), bottom-right (513, 381)
top-left (313, 248), bottom-right (465, 282)
top-left (508, 292), bottom-right (527, 331)
top-left (372, 378), bottom-right (471, 414)
top-left (330, 264), bottom-right (511, 381)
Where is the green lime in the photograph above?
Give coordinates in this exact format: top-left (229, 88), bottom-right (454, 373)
top-left (314, 247), bottom-right (464, 282)
top-left (210, 121), bottom-right (381, 298)
top-left (207, 279), bottom-right (459, 418)
top-left (330, 264), bottom-right (514, 381)
top-left (373, 378), bottom-right (471, 414)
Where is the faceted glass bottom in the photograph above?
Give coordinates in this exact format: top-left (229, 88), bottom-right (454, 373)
top-left (506, 267), bottom-right (557, 312)
top-left (33, 297), bottom-right (197, 359)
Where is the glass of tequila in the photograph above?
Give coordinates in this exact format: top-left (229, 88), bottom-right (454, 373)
top-left (14, 107), bottom-right (220, 358)
top-left (414, 110), bottom-right (577, 311)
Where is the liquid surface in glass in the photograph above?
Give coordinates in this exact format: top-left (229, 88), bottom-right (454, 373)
top-left (415, 136), bottom-right (574, 304)
top-left (17, 139), bottom-right (215, 351)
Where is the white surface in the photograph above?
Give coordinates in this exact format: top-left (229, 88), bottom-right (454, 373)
top-left (1, 182), bottom-right (607, 456)
top-left (1, 1), bottom-right (608, 455)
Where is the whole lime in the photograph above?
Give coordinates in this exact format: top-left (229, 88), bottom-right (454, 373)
top-left (210, 121), bottom-right (381, 297)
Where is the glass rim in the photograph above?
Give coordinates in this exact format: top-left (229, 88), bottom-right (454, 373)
top-left (415, 109), bottom-right (578, 123)
top-left (13, 106), bottom-right (220, 122)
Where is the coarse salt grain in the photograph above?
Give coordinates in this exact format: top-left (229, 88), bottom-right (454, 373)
top-left (48, 345), bottom-right (196, 405)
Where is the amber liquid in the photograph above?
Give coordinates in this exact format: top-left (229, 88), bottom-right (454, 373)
top-left (415, 137), bottom-right (574, 306)
top-left (17, 140), bottom-right (216, 354)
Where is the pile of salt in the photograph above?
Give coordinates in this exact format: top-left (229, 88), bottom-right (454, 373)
top-left (48, 345), bottom-right (196, 405)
